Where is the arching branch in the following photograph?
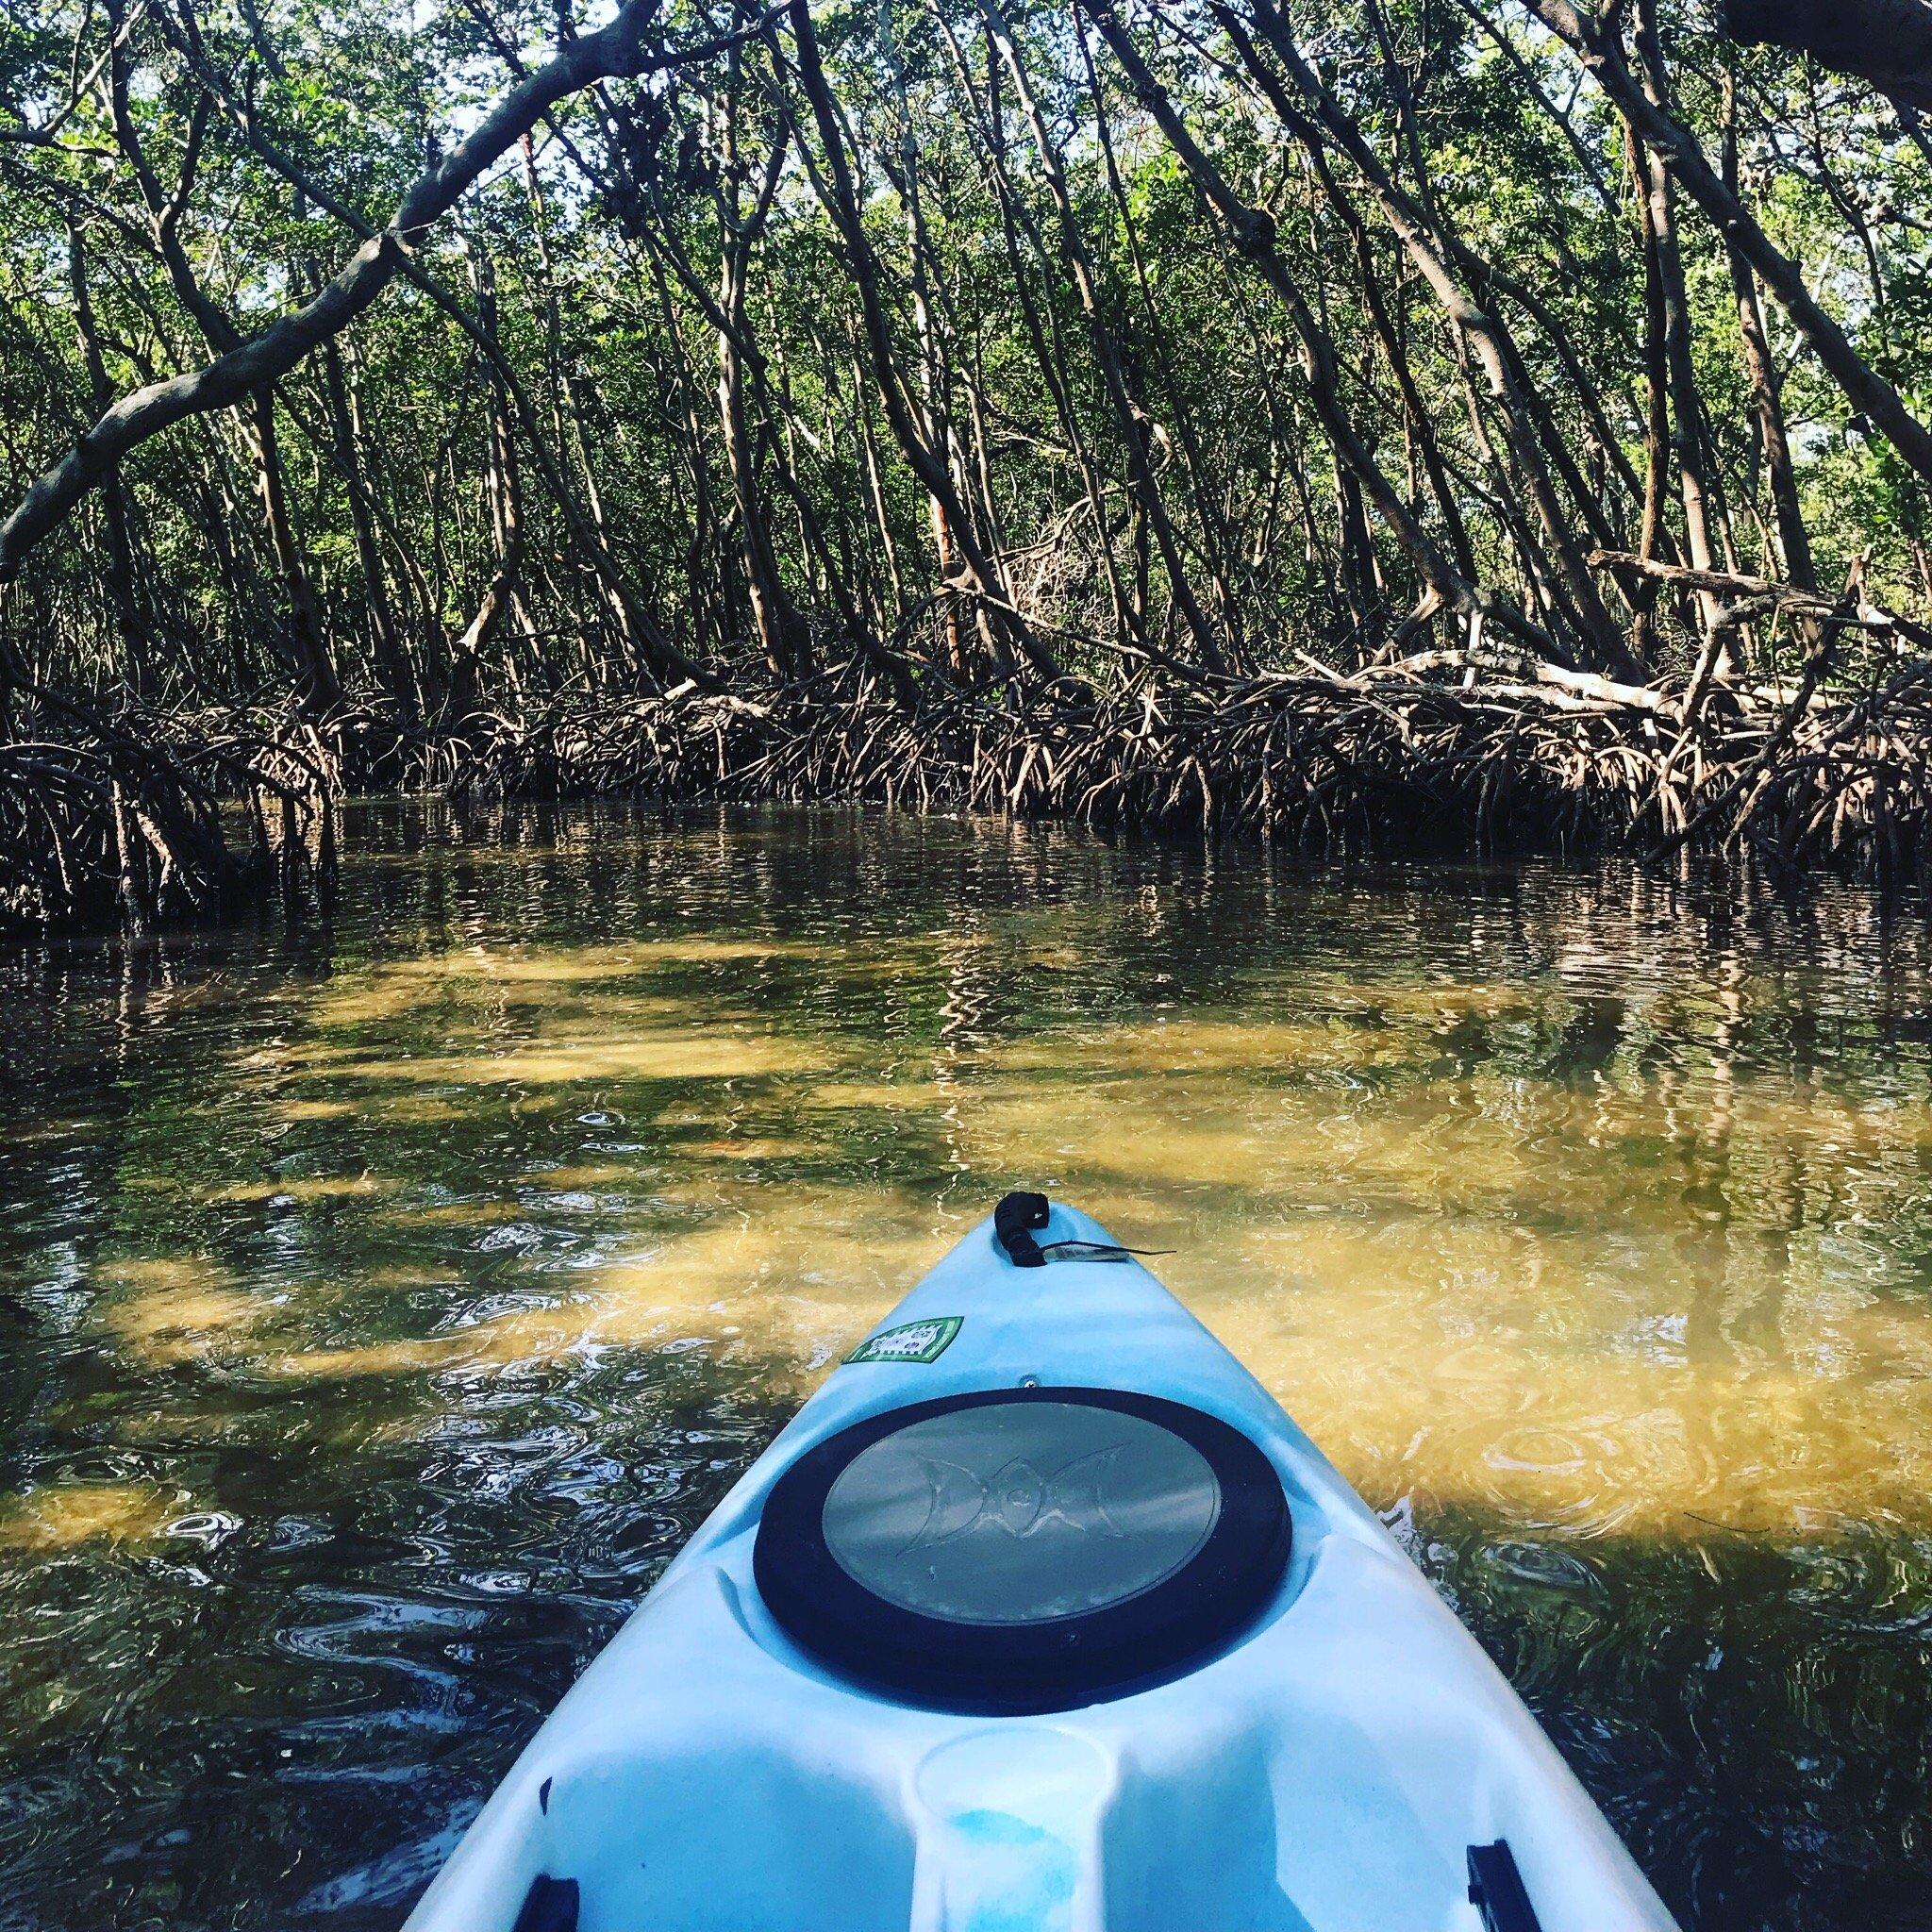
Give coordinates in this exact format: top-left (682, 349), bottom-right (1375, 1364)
top-left (0, 0), bottom-right (773, 591)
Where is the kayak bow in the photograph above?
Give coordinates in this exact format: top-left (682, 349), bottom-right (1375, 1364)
top-left (403, 1194), bottom-right (1678, 1932)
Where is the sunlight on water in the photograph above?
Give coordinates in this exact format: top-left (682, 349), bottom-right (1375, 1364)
top-left (2, 802), bottom-right (1931, 1929)
top-left (0, 1484), bottom-right (178, 1552)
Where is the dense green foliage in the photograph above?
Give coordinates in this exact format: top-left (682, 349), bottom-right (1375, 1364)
top-left (5, 0), bottom-right (1932, 715)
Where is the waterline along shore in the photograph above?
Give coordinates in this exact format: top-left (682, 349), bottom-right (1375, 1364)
top-left (8, 632), bottom-right (1931, 940)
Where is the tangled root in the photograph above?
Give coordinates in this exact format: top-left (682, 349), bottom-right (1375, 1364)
top-left (0, 708), bottom-right (339, 938)
top-left (440, 653), bottom-right (1932, 882)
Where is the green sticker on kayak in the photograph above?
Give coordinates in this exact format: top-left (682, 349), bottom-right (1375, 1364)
top-left (845, 1316), bottom-right (962, 1365)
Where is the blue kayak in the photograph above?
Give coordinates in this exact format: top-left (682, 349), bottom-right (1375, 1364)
top-left (404, 1194), bottom-right (1678, 1932)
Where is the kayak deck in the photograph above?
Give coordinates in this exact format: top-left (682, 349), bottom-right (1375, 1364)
top-left (404, 1199), bottom-right (1677, 1932)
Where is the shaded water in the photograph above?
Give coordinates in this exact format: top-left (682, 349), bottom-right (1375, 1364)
top-left (3, 802), bottom-right (1932, 1930)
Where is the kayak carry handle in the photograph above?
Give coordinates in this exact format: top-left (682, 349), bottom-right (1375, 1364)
top-left (1466, 1840), bottom-right (1543, 1932)
top-left (994, 1191), bottom-right (1052, 1268)
top-left (910, 1729), bottom-right (1109, 1932)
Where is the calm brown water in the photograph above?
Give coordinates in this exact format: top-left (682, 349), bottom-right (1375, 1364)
top-left (2, 802), bottom-right (1931, 1930)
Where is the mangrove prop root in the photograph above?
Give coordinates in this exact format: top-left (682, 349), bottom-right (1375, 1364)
top-left (0, 709), bottom-right (339, 938)
top-left (12, 648), bottom-right (1927, 941)
top-left (441, 655), bottom-right (1932, 884)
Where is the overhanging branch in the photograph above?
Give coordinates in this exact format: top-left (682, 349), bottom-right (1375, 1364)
top-left (1724, 0), bottom-right (1932, 111)
top-left (0, 0), bottom-right (704, 588)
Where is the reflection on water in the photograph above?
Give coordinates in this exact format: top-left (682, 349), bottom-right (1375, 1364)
top-left (2, 801), bottom-right (1931, 1929)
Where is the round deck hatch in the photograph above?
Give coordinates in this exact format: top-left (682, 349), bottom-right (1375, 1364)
top-left (754, 1388), bottom-right (1290, 1714)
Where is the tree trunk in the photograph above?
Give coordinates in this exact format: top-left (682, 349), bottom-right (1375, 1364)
top-left (1722, 68), bottom-right (1816, 593)
top-left (1528, 0), bottom-right (1932, 488)
top-left (1229, 0), bottom-right (1642, 678)
top-left (1086, 0), bottom-right (1558, 660)
top-left (318, 315), bottom-right (417, 723)
top-left (980, 0), bottom-right (1224, 672)
top-left (784, 0), bottom-right (1058, 677)
top-left (715, 82), bottom-right (807, 679)
top-left (65, 224), bottom-right (153, 700)
top-left (0, 0), bottom-right (696, 591)
top-left (248, 391), bottom-right (342, 711)
top-left (1630, 0), bottom-right (1729, 669)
